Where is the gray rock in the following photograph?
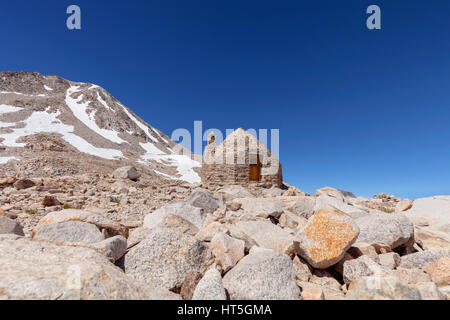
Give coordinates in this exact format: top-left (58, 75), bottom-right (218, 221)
top-left (314, 195), bottom-right (368, 219)
top-left (343, 255), bottom-right (384, 284)
top-left (230, 220), bottom-right (295, 255)
top-left (392, 267), bottom-right (432, 284)
top-left (404, 196), bottom-right (450, 249)
top-left (180, 271), bottom-right (203, 300)
top-left (316, 186), bottom-right (356, 200)
top-left (195, 221), bottom-right (229, 242)
top-left (412, 282), bottom-right (445, 300)
top-left (112, 166), bottom-right (140, 180)
top-left (124, 228), bottom-right (212, 291)
top-left (378, 252), bottom-right (401, 270)
top-left (192, 267), bottom-right (227, 300)
top-left (211, 232), bottom-right (245, 272)
top-left (356, 213), bottom-right (414, 249)
top-left (347, 243), bottom-right (380, 263)
top-left (33, 220), bottom-right (104, 244)
top-left (90, 235), bottom-right (127, 262)
top-left (143, 202), bottom-right (205, 231)
top-left (292, 256), bottom-right (313, 282)
top-left (310, 270), bottom-right (342, 291)
top-left (284, 196), bottom-right (316, 219)
top-left (162, 213), bottom-right (199, 236)
top-left (36, 209), bottom-right (128, 238)
top-left (0, 216), bottom-right (24, 236)
top-left (13, 179), bottom-right (35, 190)
top-left (215, 185), bottom-right (255, 203)
top-left (262, 187), bottom-right (284, 197)
top-left (346, 275), bottom-right (422, 300)
top-left (127, 227), bottom-right (151, 248)
top-left (399, 248), bottom-right (450, 269)
top-left (298, 281), bottom-right (345, 300)
top-left (279, 211), bottom-right (307, 229)
top-left (188, 188), bottom-right (219, 214)
top-left (0, 236), bottom-right (155, 299)
top-left (222, 247), bottom-right (301, 300)
top-left (234, 197), bottom-right (284, 219)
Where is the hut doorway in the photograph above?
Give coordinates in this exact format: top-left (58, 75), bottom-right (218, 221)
top-left (249, 154), bottom-right (261, 181)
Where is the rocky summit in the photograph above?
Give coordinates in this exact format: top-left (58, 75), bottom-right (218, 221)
top-left (0, 72), bottom-right (449, 301)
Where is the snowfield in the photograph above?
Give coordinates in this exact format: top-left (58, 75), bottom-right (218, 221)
top-left (0, 104), bottom-right (24, 115)
top-left (65, 86), bottom-right (126, 144)
top-left (0, 107), bottom-right (123, 160)
top-left (0, 156), bottom-right (18, 164)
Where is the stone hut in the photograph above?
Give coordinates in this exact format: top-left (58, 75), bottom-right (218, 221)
top-left (201, 128), bottom-right (282, 189)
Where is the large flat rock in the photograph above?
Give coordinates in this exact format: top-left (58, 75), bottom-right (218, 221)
top-left (0, 235), bottom-right (153, 300)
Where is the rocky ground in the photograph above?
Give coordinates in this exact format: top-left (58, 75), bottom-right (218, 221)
top-left (0, 168), bottom-right (449, 300)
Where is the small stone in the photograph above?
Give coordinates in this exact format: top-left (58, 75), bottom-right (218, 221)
top-left (180, 271), bottom-right (203, 300)
top-left (400, 248), bottom-right (450, 269)
top-left (346, 275), bottom-right (422, 300)
top-left (143, 202), bottom-right (204, 231)
top-left (301, 286), bottom-right (324, 300)
top-left (90, 235), bottom-right (127, 262)
top-left (0, 216), bottom-right (24, 236)
top-left (188, 188), bottom-right (219, 214)
top-left (192, 266), bottom-right (227, 300)
top-left (210, 233), bottom-right (245, 273)
top-left (378, 252), bottom-right (401, 270)
top-left (42, 195), bottom-right (61, 207)
top-left (425, 257), bottom-right (450, 287)
top-left (13, 179), bottom-right (35, 190)
top-left (395, 199), bottom-right (413, 212)
top-left (310, 270), bottom-right (342, 291)
top-left (235, 198), bottom-right (284, 219)
top-left (292, 256), bottom-right (313, 282)
top-left (112, 166), bottom-right (140, 180)
top-left (231, 220), bottom-right (295, 255)
top-left (411, 282), bottom-right (445, 300)
top-left (343, 255), bottom-right (384, 285)
top-left (392, 267), bottom-right (432, 284)
top-left (347, 243), bottom-right (380, 263)
top-left (127, 227), bottom-right (151, 249)
top-left (195, 222), bottom-right (229, 242)
top-left (162, 214), bottom-right (199, 236)
top-left (226, 201), bottom-right (241, 211)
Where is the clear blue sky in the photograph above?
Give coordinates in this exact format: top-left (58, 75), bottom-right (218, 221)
top-left (1, 0), bottom-right (450, 199)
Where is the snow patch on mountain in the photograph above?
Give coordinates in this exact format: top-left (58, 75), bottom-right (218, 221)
top-left (0, 105), bottom-right (24, 115)
top-left (65, 86), bottom-right (126, 144)
top-left (0, 156), bottom-right (18, 164)
top-left (0, 107), bottom-right (123, 160)
top-left (96, 91), bottom-right (115, 112)
top-left (120, 103), bottom-right (159, 143)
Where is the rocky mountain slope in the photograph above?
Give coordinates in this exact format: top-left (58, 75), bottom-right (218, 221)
top-left (0, 71), bottom-right (200, 183)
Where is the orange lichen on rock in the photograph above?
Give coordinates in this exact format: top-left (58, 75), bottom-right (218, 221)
top-left (294, 211), bottom-right (360, 269)
top-left (303, 213), bottom-right (358, 261)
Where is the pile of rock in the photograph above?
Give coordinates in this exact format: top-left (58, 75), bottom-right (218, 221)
top-left (0, 183), bottom-right (449, 300)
